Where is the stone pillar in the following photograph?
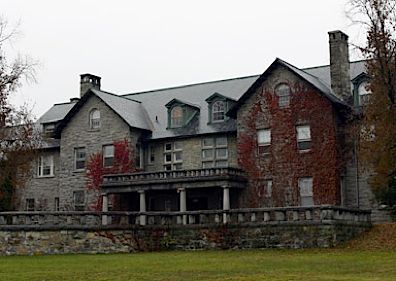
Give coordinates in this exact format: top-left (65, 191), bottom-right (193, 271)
top-left (102, 194), bottom-right (108, 225)
top-left (138, 190), bottom-right (146, 226)
top-left (223, 186), bottom-right (230, 223)
top-left (179, 188), bottom-right (187, 225)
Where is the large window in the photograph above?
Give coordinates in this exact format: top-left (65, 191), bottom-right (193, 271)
top-left (299, 177), bottom-right (313, 206)
top-left (275, 83), bottom-right (291, 108)
top-left (164, 141), bottom-right (183, 170)
top-left (74, 147), bottom-right (86, 170)
top-left (257, 129), bottom-right (271, 156)
top-left (89, 109), bottom-right (100, 129)
top-left (38, 155), bottom-right (54, 177)
top-left (201, 136), bottom-right (228, 168)
top-left (296, 125), bottom-right (311, 151)
top-left (170, 106), bottom-right (183, 128)
top-left (73, 191), bottom-right (85, 211)
top-left (212, 100), bottom-right (225, 122)
top-left (103, 145), bottom-right (114, 167)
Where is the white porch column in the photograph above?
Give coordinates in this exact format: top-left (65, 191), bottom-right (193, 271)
top-left (102, 194), bottom-right (108, 225)
top-left (138, 190), bottom-right (146, 226)
top-left (222, 186), bottom-right (230, 223)
top-left (179, 188), bottom-right (187, 225)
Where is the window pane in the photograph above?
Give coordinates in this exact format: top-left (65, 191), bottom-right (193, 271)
top-left (174, 141), bottom-right (183, 150)
top-left (164, 164), bottom-right (172, 171)
top-left (203, 138), bottom-right (214, 148)
top-left (202, 149), bottom-right (214, 159)
top-left (216, 148), bottom-right (228, 158)
top-left (164, 143), bottom-right (172, 151)
top-left (299, 177), bottom-right (313, 196)
top-left (164, 153), bottom-right (172, 163)
top-left (216, 137), bottom-right (227, 147)
top-left (215, 160), bottom-right (228, 167)
top-left (258, 129), bottom-right (271, 144)
top-left (174, 151), bottom-right (183, 162)
top-left (171, 106), bottom-right (183, 127)
top-left (297, 125), bottom-right (311, 141)
top-left (103, 145), bottom-right (114, 157)
top-left (298, 141), bottom-right (312, 150)
top-left (275, 83), bottom-right (291, 108)
top-left (301, 196), bottom-right (314, 206)
top-left (173, 163), bottom-right (183, 170)
top-left (212, 101), bottom-right (225, 122)
top-left (202, 161), bottom-right (214, 168)
top-left (90, 109), bottom-right (100, 129)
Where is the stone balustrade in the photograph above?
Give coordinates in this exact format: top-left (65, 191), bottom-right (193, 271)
top-left (0, 205), bottom-right (371, 230)
top-left (102, 167), bottom-right (246, 185)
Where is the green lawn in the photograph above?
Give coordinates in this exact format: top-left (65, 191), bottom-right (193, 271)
top-left (0, 249), bottom-right (395, 281)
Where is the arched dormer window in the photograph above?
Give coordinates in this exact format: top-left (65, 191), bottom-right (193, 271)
top-left (171, 106), bottom-right (183, 127)
top-left (358, 81), bottom-right (371, 106)
top-left (275, 83), bottom-right (291, 108)
top-left (212, 100), bottom-right (225, 122)
top-left (89, 109), bottom-right (100, 129)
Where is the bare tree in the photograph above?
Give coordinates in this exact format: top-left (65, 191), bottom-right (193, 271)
top-left (0, 17), bottom-right (39, 211)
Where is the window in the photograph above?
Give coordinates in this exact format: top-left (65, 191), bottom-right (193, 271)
top-left (89, 109), bottom-right (100, 129)
top-left (212, 100), bottom-right (225, 122)
top-left (296, 125), bottom-right (311, 151)
top-left (358, 81), bottom-right (371, 106)
top-left (44, 123), bottom-right (55, 134)
top-left (38, 155), bottom-right (54, 177)
top-left (257, 129), bottom-right (271, 156)
top-left (26, 198), bottom-right (35, 211)
top-left (147, 144), bottom-right (155, 164)
top-left (299, 177), bottom-right (314, 206)
top-left (73, 191), bottom-right (85, 211)
top-left (171, 106), bottom-right (183, 127)
top-left (103, 145), bottom-right (114, 167)
top-left (135, 143), bottom-right (143, 169)
top-left (74, 147), bottom-right (86, 170)
top-left (54, 197), bottom-right (60, 211)
top-left (275, 83), bottom-right (291, 108)
top-left (202, 136), bottom-right (228, 168)
top-left (163, 141), bottom-right (183, 170)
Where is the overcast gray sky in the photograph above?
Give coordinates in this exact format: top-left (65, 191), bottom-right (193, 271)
top-left (3, 0), bottom-right (365, 118)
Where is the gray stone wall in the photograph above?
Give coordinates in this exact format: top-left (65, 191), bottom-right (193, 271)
top-left (0, 222), bottom-right (370, 255)
top-left (15, 149), bottom-right (60, 211)
top-left (144, 133), bottom-right (238, 172)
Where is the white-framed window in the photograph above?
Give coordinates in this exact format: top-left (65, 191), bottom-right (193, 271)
top-left (299, 177), bottom-right (313, 206)
top-left (171, 106), bottom-right (183, 128)
top-left (257, 129), bottom-right (271, 156)
top-left (103, 144), bottom-right (114, 167)
top-left (202, 136), bottom-right (228, 168)
top-left (73, 191), bottom-right (85, 211)
top-left (147, 144), bottom-right (155, 164)
top-left (358, 81), bottom-right (371, 106)
top-left (89, 109), bottom-right (100, 129)
top-left (38, 155), bottom-right (54, 177)
top-left (275, 83), bottom-right (291, 108)
top-left (163, 141), bottom-right (183, 170)
top-left (212, 100), bottom-right (226, 122)
top-left (25, 198), bottom-right (35, 211)
top-left (296, 125), bottom-right (311, 151)
top-left (74, 147), bottom-right (86, 170)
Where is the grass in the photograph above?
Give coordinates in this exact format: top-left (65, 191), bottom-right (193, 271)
top-left (0, 249), bottom-right (395, 281)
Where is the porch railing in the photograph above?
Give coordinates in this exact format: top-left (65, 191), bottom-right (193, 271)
top-left (102, 167), bottom-right (246, 185)
top-left (0, 205), bottom-right (371, 229)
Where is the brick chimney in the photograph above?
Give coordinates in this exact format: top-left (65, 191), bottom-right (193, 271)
top-left (80, 73), bottom-right (101, 97)
top-left (328, 30), bottom-right (351, 102)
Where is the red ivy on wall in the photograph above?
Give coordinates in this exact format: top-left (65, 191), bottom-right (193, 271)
top-left (86, 139), bottom-right (136, 211)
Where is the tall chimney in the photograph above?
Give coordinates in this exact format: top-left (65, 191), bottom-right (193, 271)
top-left (328, 30), bottom-right (351, 102)
top-left (80, 73), bottom-right (101, 97)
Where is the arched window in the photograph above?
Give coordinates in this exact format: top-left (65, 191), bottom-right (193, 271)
top-left (275, 83), bottom-right (291, 108)
top-left (90, 109), bottom-right (100, 129)
top-left (171, 106), bottom-right (183, 127)
top-left (212, 100), bottom-right (225, 122)
top-left (358, 81), bottom-right (371, 106)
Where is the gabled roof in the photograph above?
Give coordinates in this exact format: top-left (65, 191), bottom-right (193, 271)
top-left (39, 102), bottom-right (77, 124)
top-left (205, 92), bottom-right (237, 102)
top-left (165, 98), bottom-right (200, 109)
top-left (54, 89), bottom-right (152, 137)
top-left (228, 58), bottom-right (350, 117)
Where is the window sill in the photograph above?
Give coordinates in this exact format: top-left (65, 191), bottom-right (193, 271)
top-left (36, 175), bottom-right (55, 179)
top-left (298, 149), bottom-right (312, 154)
top-left (73, 169), bottom-right (86, 173)
top-left (87, 128), bottom-right (100, 132)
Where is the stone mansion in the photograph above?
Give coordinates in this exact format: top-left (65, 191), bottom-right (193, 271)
top-left (16, 31), bottom-right (381, 221)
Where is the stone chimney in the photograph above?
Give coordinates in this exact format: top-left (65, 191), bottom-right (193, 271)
top-left (80, 73), bottom-right (101, 97)
top-left (328, 30), bottom-right (351, 102)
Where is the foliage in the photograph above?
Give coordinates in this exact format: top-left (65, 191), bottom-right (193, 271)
top-left (0, 17), bottom-right (38, 210)
top-left (86, 139), bottom-right (136, 210)
top-left (349, 0), bottom-right (396, 202)
top-left (0, 176), bottom-right (13, 211)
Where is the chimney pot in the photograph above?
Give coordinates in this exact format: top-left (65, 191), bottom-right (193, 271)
top-left (80, 73), bottom-right (101, 97)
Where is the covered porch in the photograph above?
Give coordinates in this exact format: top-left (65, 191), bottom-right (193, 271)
top-left (100, 167), bottom-right (247, 224)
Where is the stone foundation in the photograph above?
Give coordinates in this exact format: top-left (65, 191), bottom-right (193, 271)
top-left (0, 221), bottom-right (370, 256)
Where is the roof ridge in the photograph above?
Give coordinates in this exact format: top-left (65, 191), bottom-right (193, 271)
top-left (92, 89), bottom-right (142, 103)
top-left (302, 59), bottom-right (367, 70)
top-left (122, 74), bottom-right (260, 97)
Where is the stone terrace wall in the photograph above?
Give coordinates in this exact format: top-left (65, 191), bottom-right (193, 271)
top-left (0, 221), bottom-right (370, 256)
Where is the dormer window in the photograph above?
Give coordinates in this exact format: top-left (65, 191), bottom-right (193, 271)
top-left (89, 109), bottom-right (100, 129)
top-left (212, 100), bottom-right (225, 122)
top-left (275, 83), bottom-right (291, 108)
top-left (358, 81), bottom-right (371, 106)
top-left (171, 106), bottom-right (183, 127)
